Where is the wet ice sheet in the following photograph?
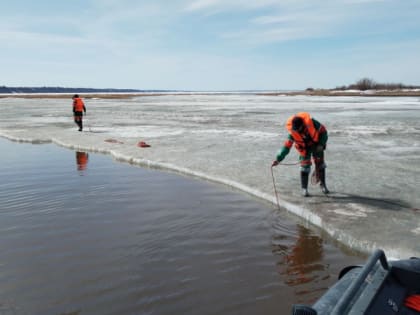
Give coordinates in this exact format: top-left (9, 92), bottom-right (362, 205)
top-left (0, 94), bottom-right (419, 258)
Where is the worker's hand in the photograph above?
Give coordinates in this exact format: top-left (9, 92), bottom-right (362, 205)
top-left (272, 160), bottom-right (279, 167)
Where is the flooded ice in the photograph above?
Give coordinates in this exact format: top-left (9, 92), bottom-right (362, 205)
top-left (0, 94), bottom-right (419, 258)
top-left (0, 139), bottom-right (365, 315)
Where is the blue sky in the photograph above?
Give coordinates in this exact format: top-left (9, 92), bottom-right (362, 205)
top-left (2, 0), bottom-right (420, 90)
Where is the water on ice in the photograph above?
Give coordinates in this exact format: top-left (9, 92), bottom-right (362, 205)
top-left (0, 94), bottom-right (419, 258)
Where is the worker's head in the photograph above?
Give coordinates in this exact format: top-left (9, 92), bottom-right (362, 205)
top-left (292, 116), bottom-right (304, 132)
top-left (73, 94), bottom-right (79, 99)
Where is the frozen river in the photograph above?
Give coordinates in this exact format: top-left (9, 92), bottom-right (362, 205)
top-left (1, 93), bottom-right (419, 258)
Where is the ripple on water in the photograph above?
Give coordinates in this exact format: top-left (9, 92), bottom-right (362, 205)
top-left (0, 139), bottom-right (364, 315)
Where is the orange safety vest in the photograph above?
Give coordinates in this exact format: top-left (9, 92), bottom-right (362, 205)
top-left (286, 112), bottom-right (320, 156)
top-left (73, 98), bottom-right (85, 112)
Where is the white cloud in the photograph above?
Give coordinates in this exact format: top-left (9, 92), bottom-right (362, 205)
top-left (222, 27), bottom-right (311, 44)
top-left (343, 0), bottom-right (387, 3)
top-left (0, 30), bottom-right (87, 46)
top-left (184, 0), bottom-right (222, 11)
top-left (184, 0), bottom-right (281, 12)
top-left (251, 15), bottom-right (298, 25)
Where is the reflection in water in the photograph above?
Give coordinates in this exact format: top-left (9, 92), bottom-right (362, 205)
top-left (282, 225), bottom-right (324, 286)
top-left (272, 223), bottom-right (328, 302)
top-left (76, 151), bottom-right (89, 171)
top-left (0, 140), bottom-right (366, 315)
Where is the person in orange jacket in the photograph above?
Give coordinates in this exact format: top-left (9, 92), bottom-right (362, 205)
top-left (72, 94), bottom-right (86, 131)
top-left (272, 112), bottom-right (329, 197)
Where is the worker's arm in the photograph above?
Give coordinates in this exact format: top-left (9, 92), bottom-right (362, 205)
top-left (272, 135), bottom-right (294, 166)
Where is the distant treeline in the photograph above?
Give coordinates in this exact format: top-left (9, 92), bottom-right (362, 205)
top-left (0, 86), bottom-right (172, 94)
top-left (332, 78), bottom-right (420, 91)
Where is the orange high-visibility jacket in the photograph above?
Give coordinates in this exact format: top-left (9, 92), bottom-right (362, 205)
top-left (73, 98), bottom-right (85, 112)
top-left (285, 112), bottom-right (321, 156)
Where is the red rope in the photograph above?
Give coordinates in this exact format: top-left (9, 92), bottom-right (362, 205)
top-left (276, 162), bottom-right (300, 166)
top-left (270, 166), bottom-right (281, 210)
top-left (270, 161), bottom-right (300, 210)
top-left (311, 168), bottom-right (320, 185)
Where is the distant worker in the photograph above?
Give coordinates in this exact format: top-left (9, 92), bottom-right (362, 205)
top-left (72, 94), bottom-right (86, 131)
top-left (272, 112), bottom-right (329, 197)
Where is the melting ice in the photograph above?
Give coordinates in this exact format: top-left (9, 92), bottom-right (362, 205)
top-left (0, 93), bottom-right (419, 258)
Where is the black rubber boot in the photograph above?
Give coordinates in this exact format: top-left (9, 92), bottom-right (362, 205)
top-left (78, 120), bottom-right (83, 131)
top-left (300, 171), bottom-right (309, 197)
top-left (319, 168), bottom-right (329, 194)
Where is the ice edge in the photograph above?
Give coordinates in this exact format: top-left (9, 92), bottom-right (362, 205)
top-left (0, 132), bottom-right (408, 259)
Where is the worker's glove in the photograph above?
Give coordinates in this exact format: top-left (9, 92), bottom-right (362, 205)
top-left (272, 160), bottom-right (279, 167)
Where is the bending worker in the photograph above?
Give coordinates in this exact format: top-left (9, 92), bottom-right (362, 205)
top-left (272, 112), bottom-right (329, 197)
top-left (72, 94), bottom-right (86, 131)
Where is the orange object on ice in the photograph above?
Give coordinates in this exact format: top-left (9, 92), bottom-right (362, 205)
top-left (137, 141), bottom-right (151, 148)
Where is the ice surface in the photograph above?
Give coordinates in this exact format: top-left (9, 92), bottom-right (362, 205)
top-left (1, 94), bottom-right (419, 258)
